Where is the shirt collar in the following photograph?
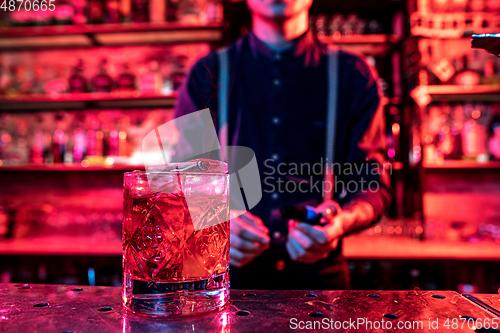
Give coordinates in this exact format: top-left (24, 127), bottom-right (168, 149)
top-left (248, 29), bottom-right (318, 60)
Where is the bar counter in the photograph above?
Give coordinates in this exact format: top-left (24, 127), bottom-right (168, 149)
top-left (0, 283), bottom-right (499, 332)
top-left (1, 235), bottom-right (500, 261)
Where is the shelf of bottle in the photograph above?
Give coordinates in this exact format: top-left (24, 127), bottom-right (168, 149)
top-left (0, 22), bottom-right (223, 49)
top-left (318, 34), bottom-right (401, 56)
top-left (0, 163), bottom-right (144, 172)
top-left (0, 236), bottom-right (122, 256)
top-left (410, 11), bottom-right (500, 39)
top-left (420, 85), bottom-right (500, 102)
top-left (0, 91), bottom-right (177, 110)
top-left (422, 160), bottom-right (500, 170)
top-left (320, 34), bottom-right (401, 44)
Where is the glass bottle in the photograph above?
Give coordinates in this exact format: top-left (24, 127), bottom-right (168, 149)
top-left (72, 0), bottom-right (88, 24)
top-left (131, 0), bottom-right (149, 22)
top-left (171, 55), bottom-right (188, 91)
top-left (105, 0), bottom-right (120, 23)
top-left (140, 58), bottom-right (162, 94)
top-left (166, 0), bottom-right (179, 21)
top-left (116, 62), bottom-right (136, 92)
top-left (29, 64), bottom-right (46, 95)
top-left (92, 58), bottom-right (113, 93)
top-left (68, 59), bottom-right (88, 93)
top-left (89, 0), bottom-right (105, 24)
top-left (454, 55), bottom-right (480, 86)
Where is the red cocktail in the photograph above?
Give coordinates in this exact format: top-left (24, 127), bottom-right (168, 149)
top-left (122, 162), bottom-right (229, 317)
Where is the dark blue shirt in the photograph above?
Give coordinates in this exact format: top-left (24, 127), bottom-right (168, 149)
top-left (174, 30), bottom-right (391, 289)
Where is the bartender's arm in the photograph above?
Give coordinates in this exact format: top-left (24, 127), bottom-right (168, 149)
top-left (287, 58), bottom-right (392, 264)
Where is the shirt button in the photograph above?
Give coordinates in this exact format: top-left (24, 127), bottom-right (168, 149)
top-left (276, 260), bottom-right (285, 271)
top-left (273, 79), bottom-right (281, 86)
top-left (271, 153), bottom-right (279, 161)
top-left (272, 117), bottom-right (280, 125)
top-left (273, 231), bottom-right (281, 240)
top-left (274, 53), bottom-right (282, 61)
top-left (271, 193), bottom-right (279, 200)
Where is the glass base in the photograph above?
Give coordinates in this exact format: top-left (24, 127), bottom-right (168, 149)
top-left (123, 273), bottom-right (229, 317)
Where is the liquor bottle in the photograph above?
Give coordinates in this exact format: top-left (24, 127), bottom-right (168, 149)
top-left (432, 0), bottom-right (448, 12)
top-left (177, 0), bottom-right (199, 23)
top-left (29, 64), bottom-right (46, 95)
top-left (149, 0), bottom-right (165, 23)
top-left (54, 0), bottom-right (75, 25)
top-left (166, 0), bottom-right (179, 21)
top-left (485, 0), bottom-right (500, 11)
top-left (120, 0), bottom-right (132, 22)
top-left (44, 65), bottom-right (68, 95)
top-left (73, 128), bottom-right (86, 162)
top-left (109, 129), bottom-right (119, 157)
top-left (342, 14), bottom-right (359, 36)
top-left (131, 0), bottom-right (149, 22)
top-left (140, 58), bottom-right (162, 94)
top-left (92, 58), bottom-right (113, 93)
top-left (6, 64), bottom-right (29, 96)
top-left (30, 129), bottom-right (45, 164)
top-left (53, 129), bottom-right (66, 164)
top-left (329, 14), bottom-right (343, 37)
top-left (0, 63), bottom-right (11, 95)
top-left (116, 62), bottom-right (136, 92)
top-left (462, 103), bottom-right (488, 161)
top-left (447, 104), bottom-right (464, 160)
top-left (450, 0), bottom-right (468, 12)
top-left (205, 0), bottom-right (223, 23)
top-left (105, 0), bottom-right (120, 23)
top-left (86, 130), bottom-right (97, 158)
top-left (68, 59), bottom-right (88, 93)
top-left (481, 58), bottom-right (500, 85)
top-left (367, 19), bottom-right (383, 34)
top-left (488, 106), bottom-right (500, 160)
top-left (171, 55), bottom-right (188, 91)
top-left (9, 10), bottom-right (33, 27)
top-left (33, 9), bottom-right (52, 26)
top-left (315, 15), bottom-right (329, 38)
top-left (454, 55), bottom-right (480, 86)
top-left (89, 0), bottom-right (105, 24)
top-left (72, 0), bottom-right (88, 24)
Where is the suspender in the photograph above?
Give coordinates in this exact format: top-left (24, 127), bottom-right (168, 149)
top-left (216, 47), bottom-right (339, 201)
top-left (218, 47), bottom-right (229, 161)
top-left (323, 47), bottom-right (339, 201)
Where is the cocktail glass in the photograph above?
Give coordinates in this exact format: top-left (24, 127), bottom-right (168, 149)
top-left (122, 161), bottom-right (229, 317)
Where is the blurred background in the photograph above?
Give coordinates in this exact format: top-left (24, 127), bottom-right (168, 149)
top-left (0, 0), bottom-right (500, 293)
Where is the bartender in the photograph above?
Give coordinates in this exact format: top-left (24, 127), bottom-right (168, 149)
top-left (174, 0), bottom-right (391, 289)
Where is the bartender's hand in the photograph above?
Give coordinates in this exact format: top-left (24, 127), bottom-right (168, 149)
top-left (286, 201), bottom-right (347, 264)
top-left (230, 210), bottom-right (270, 268)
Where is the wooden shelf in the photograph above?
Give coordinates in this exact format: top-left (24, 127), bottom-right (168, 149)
top-left (0, 163), bottom-right (144, 172)
top-left (0, 237), bottom-right (121, 256)
top-left (0, 22), bottom-right (223, 49)
top-left (413, 85), bottom-right (500, 103)
top-left (423, 161), bottom-right (500, 170)
top-left (319, 34), bottom-right (401, 56)
top-left (344, 236), bottom-right (500, 261)
top-left (0, 92), bottom-right (177, 110)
